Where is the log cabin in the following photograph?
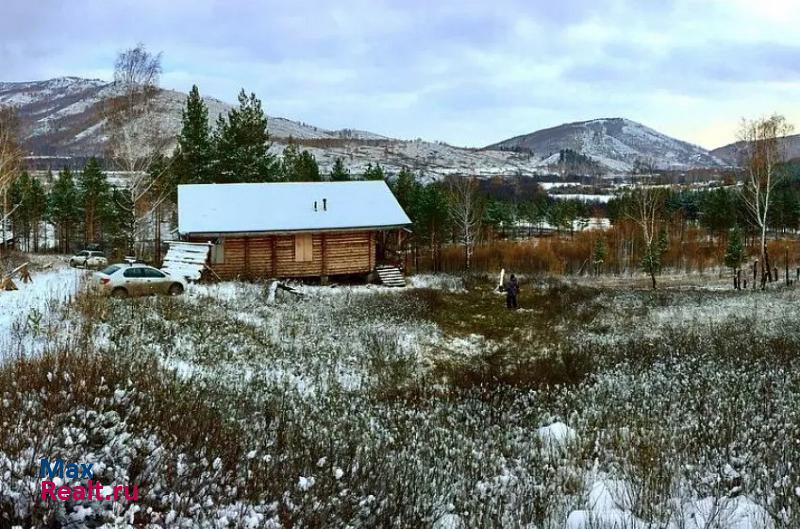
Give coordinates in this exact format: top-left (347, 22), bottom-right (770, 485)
top-left (177, 181), bottom-right (412, 281)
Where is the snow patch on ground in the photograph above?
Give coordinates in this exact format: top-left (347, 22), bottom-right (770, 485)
top-left (0, 264), bottom-right (83, 359)
top-left (536, 421), bottom-right (577, 448)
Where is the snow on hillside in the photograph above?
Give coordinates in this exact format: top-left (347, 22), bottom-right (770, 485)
top-left (0, 77), bottom-right (390, 155)
top-left (711, 133), bottom-right (800, 166)
top-left (3, 78), bottom-right (732, 178)
top-left (4, 77), bottom-right (564, 178)
top-left (488, 117), bottom-right (726, 172)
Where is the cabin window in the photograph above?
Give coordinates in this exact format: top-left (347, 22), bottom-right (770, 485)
top-left (211, 239), bottom-right (225, 264)
top-left (294, 233), bottom-right (313, 262)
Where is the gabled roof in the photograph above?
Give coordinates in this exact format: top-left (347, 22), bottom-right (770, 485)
top-left (178, 181), bottom-right (411, 235)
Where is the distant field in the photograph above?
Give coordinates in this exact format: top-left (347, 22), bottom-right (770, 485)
top-left (1, 268), bottom-right (798, 528)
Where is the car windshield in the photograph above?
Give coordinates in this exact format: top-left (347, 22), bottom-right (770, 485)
top-left (100, 265), bottom-right (121, 275)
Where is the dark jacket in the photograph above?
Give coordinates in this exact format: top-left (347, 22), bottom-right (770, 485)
top-left (507, 277), bottom-right (519, 296)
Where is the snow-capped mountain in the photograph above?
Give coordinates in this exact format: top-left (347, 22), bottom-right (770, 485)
top-left (0, 77), bottom-right (555, 178)
top-left (2, 78), bottom-right (728, 177)
top-left (487, 118), bottom-right (726, 171)
top-left (0, 77), bottom-right (387, 156)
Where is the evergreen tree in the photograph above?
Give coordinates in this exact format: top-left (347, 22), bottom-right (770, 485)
top-left (699, 187), bottom-right (736, 236)
top-left (657, 227), bottom-right (668, 257)
top-left (28, 177), bottom-right (46, 251)
top-left (592, 237), bottom-right (607, 275)
top-left (99, 186), bottom-right (135, 256)
top-left (391, 168), bottom-right (418, 213)
top-left (280, 141), bottom-right (299, 181)
top-left (295, 151), bottom-right (321, 182)
top-left (329, 158), bottom-right (350, 181)
top-left (281, 142), bottom-right (321, 182)
top-left (484, 200), bottom-right (515, 238)
top-left (212, 89), bottom-right (278, 183)
top-left (10, 172), bottom-right (47, 251)
top-left (416, 183), bottom-right (450, 271)
top-left (9, 172), bottom-right (32, 250)
top-left (78, 157), bottom-right (112, 246)
top-left (173, 85), bottom-right (212, 185)
top-left (363, 162), bottom-right (385, 181)
top-left (642, 228), bottom-right (668, 282)
top-left (48, 168), bottom-right (81, 253)
top-left (724, 225), bottom-right (746, 288)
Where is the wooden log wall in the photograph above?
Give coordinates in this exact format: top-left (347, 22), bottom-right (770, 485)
top-left (189, 230), bottom-right (376, 280)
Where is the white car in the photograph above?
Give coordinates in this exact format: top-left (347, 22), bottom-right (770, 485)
top-left (95, 263), bottom-right (187, 298)
top-left (70, 250), bottom-right (108, 269)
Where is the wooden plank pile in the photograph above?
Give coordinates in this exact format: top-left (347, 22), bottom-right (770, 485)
top-left (161, 241), bottom-right (212, 281)
top-left (375, 265), bottom-right (406, 287)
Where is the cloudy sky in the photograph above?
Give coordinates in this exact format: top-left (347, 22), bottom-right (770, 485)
top-left (2, 0), bottom-right (799, 148)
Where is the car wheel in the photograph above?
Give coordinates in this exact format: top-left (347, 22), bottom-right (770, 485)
top-left (168, 283), bottom-right (184, 296)
top-left (111, 287), bottom-right (129, 299)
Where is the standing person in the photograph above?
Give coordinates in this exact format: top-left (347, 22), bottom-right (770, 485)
top-left (506, 274), bottom-right (519, 309)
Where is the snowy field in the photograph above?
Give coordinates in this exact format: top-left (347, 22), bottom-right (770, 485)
top-left (0, 262), bottom-right (82, 359)
top-left (1, 267), bottom-right (799, 528)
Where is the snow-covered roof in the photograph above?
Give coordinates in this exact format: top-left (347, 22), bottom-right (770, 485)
top-left (178, 181), bottom-right (411, 235)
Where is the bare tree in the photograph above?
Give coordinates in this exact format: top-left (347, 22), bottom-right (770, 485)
top-left (0, 106), bottom-right (22, 254)
top-left (738, 114), bottom-right (794, 287)
top-left (104, 43), bottom-right (172, 256)
top-left (626, 186), bottom-right (667, 289)
top-left (447, 175), bottom-right (484, 271)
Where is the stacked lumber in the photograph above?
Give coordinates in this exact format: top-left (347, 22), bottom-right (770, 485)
top-left (376, 265), bottom-right (406, 287)
top-left (161, 241), bottom-right (211, 281)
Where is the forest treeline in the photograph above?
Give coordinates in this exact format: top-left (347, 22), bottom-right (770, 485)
top-left (3, 45), bottom-right (798, 288)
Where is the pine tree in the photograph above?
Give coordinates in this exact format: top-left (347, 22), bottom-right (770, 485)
top-left (26, 177), bottom-right (46, 252)
top-left (642, 228), bottom-right (668, 283)
top-left (78, 157), bottom-right (112, 246)
top-left (592, 237), bottom-right (607, 275)
top-left (329, 158), bottom-right (350, 181)
top-left (281, 143), bottom-right (321, 182)
top-left (173, 85), bottom-right (212, 185)
top-left (295, 151), bottom-right (321, 182)
top-left (9, 171), bottom-right (47, 251)
top-left (48, 168), bottom-right (81, 253)
top-left (212, 89), bottom-right (278, 183)
top-left (106, 187), bottom-right (134, 256)
top-left (9, 172), bottom-right (31, 250)
top-left (280, 141), bottom-right (299, 181)
top-left (724, 225), bottom-right (746, 289)
top-left (391, 168), bottom-right (417, 213)
top-left (416, 183), bottom-right (450, 271)
top-left (363, 162), bottom-right (385, 181)
top-left (657, 227), bottom-right (668, 260)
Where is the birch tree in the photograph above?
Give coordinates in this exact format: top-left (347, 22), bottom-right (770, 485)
top-left (627, 186), bottom-right (667, 289)
top-left (738, 115), bottom-right (794, 286)
top-left (104, 43), bottom-right (172, 255)
top-left (447, 176), bottom-right (484, 271)
top-left (0, 106), bottom-right (22, 254)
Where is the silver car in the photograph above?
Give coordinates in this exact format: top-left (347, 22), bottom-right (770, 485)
top-left (96, 263), bottom-right (186, 298)
top-left (70, 250), bottom-right (108, 269)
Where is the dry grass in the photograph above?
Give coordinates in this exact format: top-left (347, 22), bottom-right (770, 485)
top-left (416, 226), bottom-right (800, 278)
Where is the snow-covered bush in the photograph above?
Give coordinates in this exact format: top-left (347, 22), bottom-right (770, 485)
top-left (3, 272), bottom-right (800, 528)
